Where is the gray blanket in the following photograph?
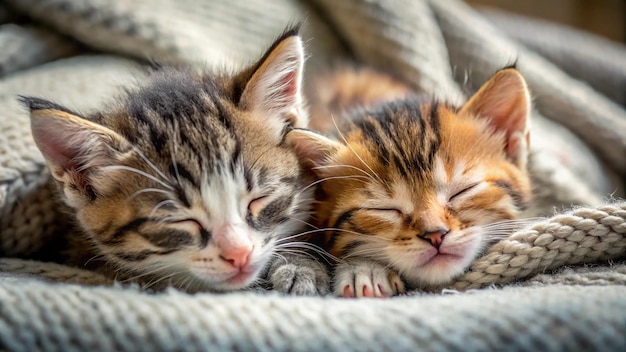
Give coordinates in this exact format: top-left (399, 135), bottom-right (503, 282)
top-left (1, 0), bottom-right (625, 351)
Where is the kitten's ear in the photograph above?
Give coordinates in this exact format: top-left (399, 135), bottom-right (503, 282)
top-left (21, 96), bottom-right (129, 206)
top-left (238, 26), bottom-right (307, 128)
top-left (459, 68), bottom-right (531, 169)
top-left (286, 129), bottom-right (342, 171)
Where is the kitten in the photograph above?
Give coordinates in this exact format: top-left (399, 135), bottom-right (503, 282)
top-left (21, 27), bottom-right (329, 294)
top-left (288, 66), bottom-right (533, 297)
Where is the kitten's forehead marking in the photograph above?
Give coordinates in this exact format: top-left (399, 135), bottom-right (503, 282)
top-left (451, 161), bottom-right (467, 182)
top-left (452, 167), bottom-right (486, 191)
top-left (200, 165), bottom-right (247, 226)
top-left (390, 180), bottom-right (414, 214)
top-left (434, 157), bottom-right (488, 205)
top-left (434, 157), bottom-right (449, 205)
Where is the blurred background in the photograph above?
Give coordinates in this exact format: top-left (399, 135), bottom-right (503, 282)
top-left (467, 0), bottom-right (626, 42)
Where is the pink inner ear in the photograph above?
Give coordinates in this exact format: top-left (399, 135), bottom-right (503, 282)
top-left (461, 70), bottom-right (530, 165)
top-left (493, 96), bottom-right (527, 137)
top-left (507, 135), bottom-right (521, 160)
top-left (281, 71), bottom-right (298, 97)
top-left (244, 35), bottom-right (303, 112)
top-left (291, 136), bottom-right (322, 166)
top-left (490, 97), bottom-right (528, 159)
top-left (279, 71), bottom-right (297, 105)
top-left (33, 123), bottom-right (81, 172)
top-left (287, 130), bottom-right (341, 172)
top-left (32, 117), bottom-right (98, 189)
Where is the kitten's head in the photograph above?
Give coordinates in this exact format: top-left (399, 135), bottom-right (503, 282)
top-left (23, 27), bottom-right (312, 291)
top-left (289, 68), bottom-right (532, 287)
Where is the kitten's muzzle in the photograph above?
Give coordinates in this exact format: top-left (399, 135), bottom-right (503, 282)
top-left (418, 228), bottom-right (449, 249)
top-left (215, 223), bottom-right (254, 269)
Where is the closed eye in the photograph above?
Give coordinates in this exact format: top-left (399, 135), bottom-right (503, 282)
top-left (248, 195), bottom-right (270, 219)
top-left (449, 183), bottom-right (479, 201)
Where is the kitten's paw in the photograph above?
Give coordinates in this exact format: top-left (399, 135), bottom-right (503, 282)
top-left (269, 260), bottom-right (330, 295)
top-left (334, 260), bottom-right (405, 298)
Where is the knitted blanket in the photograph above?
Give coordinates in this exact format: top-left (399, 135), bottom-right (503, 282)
top-left (1, 0), bottom-right (625, 351)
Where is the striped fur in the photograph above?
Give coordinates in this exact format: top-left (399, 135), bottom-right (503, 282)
top-left (23, 27), bottom-right (325, 293)
top-left (289, 67), bottom-right (533, 297)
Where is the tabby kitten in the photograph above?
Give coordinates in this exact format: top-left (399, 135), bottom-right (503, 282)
top-left (289, 67), bottom-right (532, 297)
top-left (22, 27), bottom-right (329, 294)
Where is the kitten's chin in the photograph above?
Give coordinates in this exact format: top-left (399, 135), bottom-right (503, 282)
top-left (403, 253), bottom-right (474, 288)
top-left (190, 264), bottom-right (264, 291)
top-left (221, 268), bottom-right (261, 289)
top-left (402, 243), bottom-right (482, 288)
top-left (402, 229), bottom-right (485, 288)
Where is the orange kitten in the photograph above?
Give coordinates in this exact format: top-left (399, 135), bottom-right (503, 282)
top-left (288, 67), bottom-right (533, 297)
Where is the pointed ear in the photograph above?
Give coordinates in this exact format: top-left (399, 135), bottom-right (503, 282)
top-left (286, 128), bottom-right (342, 172)
top-left (238, 26), bottom-right (307, 128)
top-left (21, 96), bottom-right (129, 205)
top-left (459, 68), bottom-right (531, 169)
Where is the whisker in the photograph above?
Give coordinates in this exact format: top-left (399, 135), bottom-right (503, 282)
top-left (149, 199), bottom-right (178, 218)
top-left (170, 134), bottom-right (183, 188)
top-left (271, 252), bottom-right (289, 266)
top-left (121, 265), bottom-right (175, 283)
top-left (143, 271), bottom-right (181, 290)
top-left (182, 274), bottom-right (201, 293)
top-left (133, 147), bottom-right (171, 183)
top-left (312, 164), bottom-right (378, 182)
top-left (119, 267), bottom-right (167, 284)
top-left (481, 217), bottom-right (544, 228)
top-left (275, 227), bottom-right (394, 244)
top-left (171, 272), bottom-right (192, 291)
top-left (482, 234), bottom-right (516, 240)
top-left (285, 216), bottom-right (319, 230)
top-left (83, 253), bottom-right (105, 267)
top-left (274, 228), bottom-right (334, 243)
top-left (325, 228), bottom-right (394, 242)
top-left (481, 227), bottom-right (532, 233)
top-left (130, 187), bottom-right (171, 199)
top-left (102, 165), bottom-right (174, 190)
top-left (118, 258), bottom-right (189, 283)
top-left (274, 249), bottom-right (317, 262)
top-left (331, 114), bottom-right (385, 185)
top-left (275, 242), bottom-right (341, 262)
top-left (342, 248), bottom-right (388, 261)
top-left (301, 175), bottom-right (370, 193)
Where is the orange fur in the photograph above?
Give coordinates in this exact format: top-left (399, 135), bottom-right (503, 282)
top-left (307, 66), bottom-right (414, 132)
top-left (290, 67), bottom-right (533, 294)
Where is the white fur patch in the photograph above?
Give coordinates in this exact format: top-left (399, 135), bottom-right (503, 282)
top-left (334, 260), bottom-right (405, 297)
top-left (201, 167), bottom-right (246, 225)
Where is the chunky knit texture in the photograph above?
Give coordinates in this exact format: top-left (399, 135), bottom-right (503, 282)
top-left (0, 0), bottom-right (625, 351)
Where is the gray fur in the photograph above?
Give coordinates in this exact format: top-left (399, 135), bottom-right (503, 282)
top-left (268, 253), bottom-right (330, 295)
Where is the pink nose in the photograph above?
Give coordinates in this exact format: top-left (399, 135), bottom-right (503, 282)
top-left (214, 223), bottom-right (254, 268)
top-left (419, 229), bottom-right (449, 249)
top-left (220, 245), bottom-right (252, 268)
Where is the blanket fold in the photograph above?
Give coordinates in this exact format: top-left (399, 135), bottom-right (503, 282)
top-left (1, 280), bottom-right (626, 351)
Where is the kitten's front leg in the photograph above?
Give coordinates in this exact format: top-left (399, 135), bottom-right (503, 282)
top-left (334, 260), bottom-right (405, 298)
top-left (266, 253), bottom-right (330, 295)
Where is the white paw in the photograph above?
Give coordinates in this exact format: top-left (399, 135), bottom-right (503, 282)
top-left (333, 260), bottom-right (405, 298)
